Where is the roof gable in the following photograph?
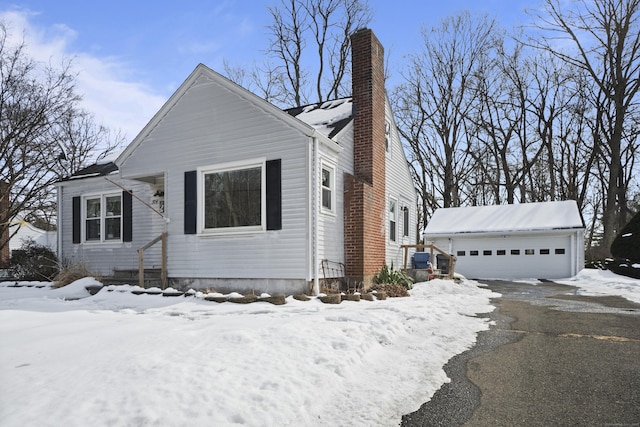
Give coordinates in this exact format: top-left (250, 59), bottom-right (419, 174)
top-left (116, 64), bottom-right (335, 168)
top-left (424, 201), bottom-right (585, 236)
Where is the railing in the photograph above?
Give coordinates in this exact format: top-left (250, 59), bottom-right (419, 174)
top-left (400, 244), bottom-right (456, 280)
top-left (138, 232), bottom-right (167, 289)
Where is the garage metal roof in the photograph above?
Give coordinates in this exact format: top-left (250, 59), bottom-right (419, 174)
top-left (423, 200), bottom-right (585, 236)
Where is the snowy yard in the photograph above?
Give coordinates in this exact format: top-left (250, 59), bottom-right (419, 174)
top-left (0, 270), bottom-right (638, 426)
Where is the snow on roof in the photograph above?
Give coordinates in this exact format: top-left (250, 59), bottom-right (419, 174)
top-left (423, 200), bottom-right (584, 236)
top-left (285, 98), bottom-right (353, 139)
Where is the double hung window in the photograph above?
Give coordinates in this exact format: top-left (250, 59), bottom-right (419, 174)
top-left (83, 194), bottom-right (122, 242)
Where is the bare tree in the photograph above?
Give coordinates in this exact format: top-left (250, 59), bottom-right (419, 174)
top-left (527, 0), bottom-right (640, 254)
top-left (0, 24), bottom-right (121, 254)
top-left (236, 0), bottom-right (371, 107)
top-left (393, 12), bottom-right (500, 219)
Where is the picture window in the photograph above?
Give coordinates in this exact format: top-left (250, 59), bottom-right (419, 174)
top-left (201, 161), bottom-right (264, 232)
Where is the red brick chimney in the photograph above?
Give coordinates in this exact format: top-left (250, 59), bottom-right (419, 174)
top-left (344, 28), bottom-right (386, 288)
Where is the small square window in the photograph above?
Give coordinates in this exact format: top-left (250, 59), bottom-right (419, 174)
top-left (497, 250), bottom-right (506, 256)
top-left (540, 249), bottom-right (550, 255)
top-left (511, 249), bottom-right (520, 255)
top-left (525, 249), bottom-right (535, 255)
top-left (483, 250), bottom-right (492, 256)
top-left (470, 250), bottom-right (479, 256)
top-left (457, 250), bottom-right (466, 256)
top-left (555, 248), bottom-right (566, 255)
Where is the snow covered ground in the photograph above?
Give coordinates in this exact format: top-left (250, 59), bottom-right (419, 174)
top-left (0, 270), bottom-right (637, 426)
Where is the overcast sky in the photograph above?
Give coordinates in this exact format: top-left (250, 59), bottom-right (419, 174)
top-left (0, 1), bottom-right (533, 141)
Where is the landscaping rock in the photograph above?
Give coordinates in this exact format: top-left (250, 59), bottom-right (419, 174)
top-left (293, 294), bottom-right (311, 301)
top-left (319, 294), bottom-right (341, 304)
top-left (258, 295), bottom-right (286, 305)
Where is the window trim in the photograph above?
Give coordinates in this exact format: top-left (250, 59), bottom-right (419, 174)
top-left (402, 206), bottom-right (410, 238)
top-left (81, 192), bottom-right (123, 243)
top-left (197, 158), bottom-right (266, 235)
top-left (320, 161), bottom-right (336, 215)
top-left (389, 198), bottom-right (398, 243)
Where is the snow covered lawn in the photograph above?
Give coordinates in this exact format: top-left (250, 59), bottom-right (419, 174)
top-left (0, 278), bottom-right (497, 426)
top-left (1, 270), bottom-right (637, 426)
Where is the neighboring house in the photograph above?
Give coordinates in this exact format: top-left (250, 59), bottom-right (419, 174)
top-left (8, 216), bottom-right (58, 254)
top-left (423, 201), bottom-right (585, 280)
top-left (56, 28), bottom-right (417, 295)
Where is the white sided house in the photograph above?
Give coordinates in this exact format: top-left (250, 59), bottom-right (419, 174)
top-left (56, 29), bottom-right (417, 295)
top-left (423, 201), bottom-right (585, 280)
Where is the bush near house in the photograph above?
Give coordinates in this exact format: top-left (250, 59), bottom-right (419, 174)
top-left (373, 264), bottom-right (414, 294)
top-left (8, 238), bottom-right (58, 281)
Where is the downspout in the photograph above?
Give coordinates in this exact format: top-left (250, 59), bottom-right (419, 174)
top-left (56, 185), bottom-right (63, 260)
top-left (312, 136), bottom-right (320, 296)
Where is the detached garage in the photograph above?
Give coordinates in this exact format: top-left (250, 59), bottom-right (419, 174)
top-left (423, 201), bottom-right (585, 280)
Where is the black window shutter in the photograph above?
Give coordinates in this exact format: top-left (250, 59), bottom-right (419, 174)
top-left (184, 170), bottom-right (197, 234)
top-left (266, 159), bottom-right (282, 230)
top-left (122, 191), bottom-right (133, 242)
top-left (72, 196), bottom-right (81, 244)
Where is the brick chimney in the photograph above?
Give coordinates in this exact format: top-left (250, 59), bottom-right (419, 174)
top-left (344, 28), bottom-right (386, 288)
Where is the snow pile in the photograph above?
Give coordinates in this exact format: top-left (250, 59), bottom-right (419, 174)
top-left (556, 269), bottom-right (640, 304)
top-left (0, 278), bottom-right (497, 426)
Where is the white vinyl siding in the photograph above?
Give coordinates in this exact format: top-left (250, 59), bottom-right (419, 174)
top-left (119, 73), bottom-right (310, 282)
top-left (384, 99), bottom-right (418, 268)
top-left (58, 178), bottom-right (162, 276)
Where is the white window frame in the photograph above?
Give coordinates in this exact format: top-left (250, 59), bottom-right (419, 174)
top-left (320, 161), bottom-right (336, 215)
top-left (197, 158), bottom-right (266, 235)
top-left (389, 198), bottom-right (397, 243)
top-left (82, 192), bottom-right (123, 243)
top-left (402, 205), bottom-right (410, 238)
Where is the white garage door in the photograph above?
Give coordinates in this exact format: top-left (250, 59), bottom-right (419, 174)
top-left (446, 234), bottom-right (573, 280)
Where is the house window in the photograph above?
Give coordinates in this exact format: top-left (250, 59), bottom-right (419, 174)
top-left (470, 250), bottom-right (479, 256)
top-left (483, 250), bottom-right (492, 256)
top-left (497, 250), bottom-right (506, 256)
top-left (201, 161), bottom-right (264, 232)
top-left (389, 199), bottom-right (397, 242)
top-left (525, 249), bottom-right (535, 255)
top-left (321, 164), bottom-right (334, 212)
top-left (511, 249), bottom-right (520, 255)
top-left (540, 249), bottom-right (550, 255)
top-left (555, 248), bottom-right (566, 255)
top-left (83, 194), bottom-right (122, 242)
top-left (457, 251), bottom-right (466, 256)
top-left (402, 206), bottom-right (410, 237)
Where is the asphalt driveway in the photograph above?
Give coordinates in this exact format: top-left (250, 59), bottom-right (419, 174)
top-left (401, 279), bottom-right (640, 426)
